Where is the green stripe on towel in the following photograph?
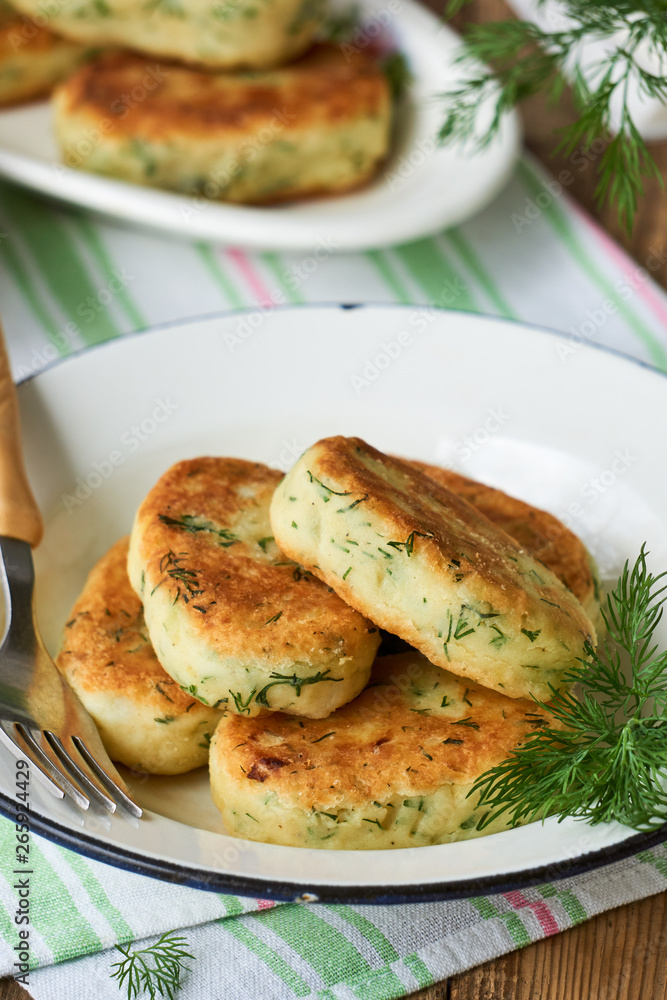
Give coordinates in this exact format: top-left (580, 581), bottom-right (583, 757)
top-left (394, 238), bottom-right (478, 312)
top-left (0, 187), bottom-right (121, 346)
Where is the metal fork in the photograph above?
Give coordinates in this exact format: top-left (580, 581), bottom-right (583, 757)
top-left (0, 328), bottom-right (142, 817)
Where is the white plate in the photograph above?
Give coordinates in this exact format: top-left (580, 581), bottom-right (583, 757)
top-left (0, 3), bottom-right (519, 252)
top-left (3, 305), bottom-right (666, 903)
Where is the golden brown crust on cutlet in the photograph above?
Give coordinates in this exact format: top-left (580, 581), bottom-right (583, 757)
top-left (216, 659), bottom-right (541, 808)
top-left (128, 457), bottom-right (380, 717)
top-left (133, 458), bottom-right (376, 664)
top-left (0, 3), bottom-right (85, 106)
top-left (411, 461), bottom-right (598, 611)
top-left (57, 536), bottom-right (220, 773)
top-left (58, 536), bottom-right (196, 713)
top-left (270, 436), bottom-right (596, 702)
top-left (294, 437), bottom-right (591, 633)
top-left (57, 45), bottom-right (389, 140)
top-left (0, 20), bottom-right (62, 55)
top-left (210, 652), bottom-right (553, 847)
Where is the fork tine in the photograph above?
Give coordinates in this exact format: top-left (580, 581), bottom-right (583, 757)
top-left (5, 723), bottom-right (91, 810)
top-left (72, 737), bottom-right (143, 818)
top-left (17, 726), bottom-right (92, 811)
top-left (54, 683), bottom-right (144, 817)
top-left (43, 732), bottom-right (117, 814)
top-left (1, 721), bottom-right (143, 818)
top-left (0, 723), bottom-right (66, 800)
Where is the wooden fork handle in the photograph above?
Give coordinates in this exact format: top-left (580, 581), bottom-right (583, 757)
top-left (0, 325), bottom-right (43, 547)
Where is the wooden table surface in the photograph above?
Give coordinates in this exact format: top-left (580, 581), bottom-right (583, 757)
top-left (2, 3), bottom-right (667, 998)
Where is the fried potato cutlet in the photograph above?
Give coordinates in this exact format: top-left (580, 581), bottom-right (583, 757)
top-left (57, 537), bottom-right (221, 774)
top-left (54, 46), bottom-right (391, 203)
top-left (0, 0), bottom-right (86, 106)
top-left (127, 458), bottom-right (380, 719)
top-left (210, 651), bottom-right (547, 848)
top-left (412, 461), bottom-right (602, 629)
top-left (9, 0), bottom-right (324, 69)
top-left (270, 437), bottom-right (596, 702)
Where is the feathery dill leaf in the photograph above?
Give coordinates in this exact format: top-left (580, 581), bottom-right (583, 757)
top-left (472, 545), bottom-right (667, 832)
top-left (110, 931), bottom-right (193, 999)
top-left (439, 1), bottom-right (667, 231)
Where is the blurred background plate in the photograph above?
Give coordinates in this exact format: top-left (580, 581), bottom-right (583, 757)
top-left (0, 1), bottom-right (520, 252)
top-left (0, 305), bottom-right (664, 903)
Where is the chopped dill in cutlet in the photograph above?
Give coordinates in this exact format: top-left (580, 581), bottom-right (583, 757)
top-left (158, 513), bottom-right (237, 547)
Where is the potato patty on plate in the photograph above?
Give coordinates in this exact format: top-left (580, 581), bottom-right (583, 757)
top-left (210, 651), bottom-right (547, 849)
top-left (54, 45), bottom-right (392, 203)
top-left (128, 457), bottom-right (380, 719)
top-left (270, 436), bottom-right (596, 702)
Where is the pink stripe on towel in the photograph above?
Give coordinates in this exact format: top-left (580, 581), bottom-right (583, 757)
top-left (569, 201), bottom-right (667, 332)
top-left (227, 248), bottom-right (274, 307)
top-left (504, 889), bottom-right (559, 936)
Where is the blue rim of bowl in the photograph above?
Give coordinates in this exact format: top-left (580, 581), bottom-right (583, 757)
top-left (5, 302), bottom-right (667, 904)
top-left (15, 300), bottom-right (667, 389)
top-left (0, 786), bottom-right (666, 904)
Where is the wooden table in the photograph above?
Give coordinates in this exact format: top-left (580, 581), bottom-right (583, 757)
top-left (2, 3), bottom-right (667, 998)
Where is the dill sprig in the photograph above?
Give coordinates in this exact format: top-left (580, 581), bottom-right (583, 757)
top-left (320, 3), bottom-right (360, 42)
top-left (472, 545), bottom-right (667, 832)
top-left (381, 51), bottom-right (413, 100)
top-left (255, 668), bottom-right (343, 708)
top-left (110, 931), bottom-right (193, 1000)
top-left (440, 1), bottom-right (667, 231)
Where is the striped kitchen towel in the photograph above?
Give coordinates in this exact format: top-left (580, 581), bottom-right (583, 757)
top-left (1, 818), bottom-right (667, 999)
top-left (0, 151), bottom-right (666, 1000)
top-left (0, 155), bottom-right (666, 378)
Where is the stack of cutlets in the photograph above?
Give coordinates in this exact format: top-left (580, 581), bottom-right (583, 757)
top-left (3, 0), bottom-right (393, 201)
top-left (58, 436), bottom-right (599, 850)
